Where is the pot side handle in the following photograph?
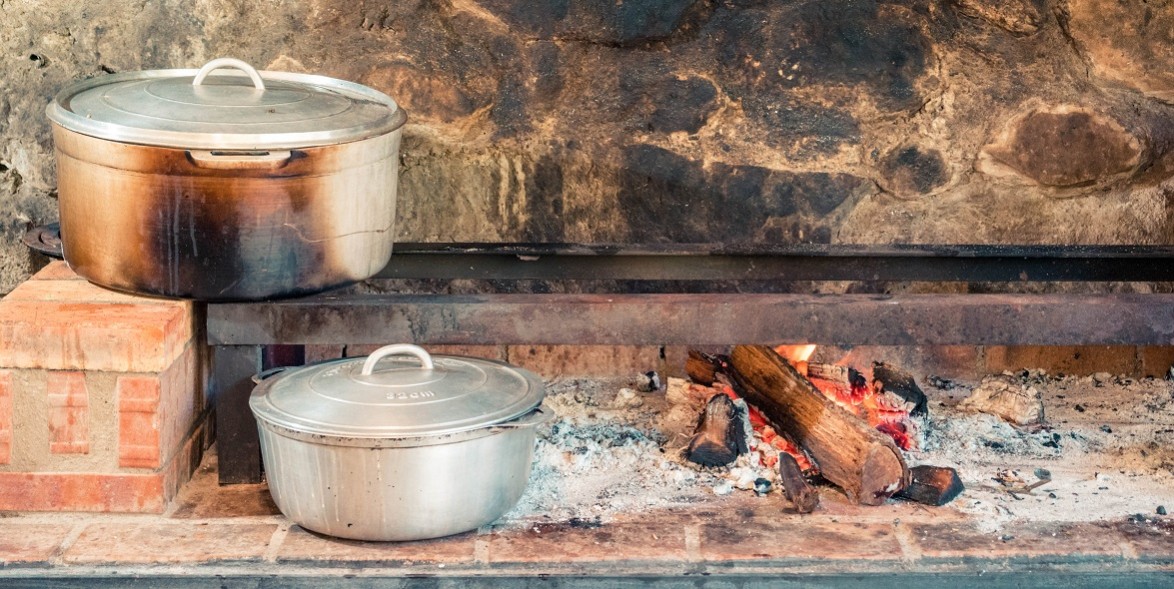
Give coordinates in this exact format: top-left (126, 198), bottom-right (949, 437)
top-left (192, 57), bottom-right (266, 90)
top-left (491, 403), bottom-right (556, 431)
top-left (251, 366), bottom-right (291, 385)
top-left (361, 344), bottom-right (435, 375)
top-left (187, 150), bottom-right (294, 170)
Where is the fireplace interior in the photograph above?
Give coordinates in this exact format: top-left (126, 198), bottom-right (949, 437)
top-left (1, 0), bottom-right (1174, 584)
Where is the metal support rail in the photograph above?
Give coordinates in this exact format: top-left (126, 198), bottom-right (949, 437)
top-left (208, 243), bottom-right (1174, 483)
top-left (377, 243), bottom-right (1174, 282)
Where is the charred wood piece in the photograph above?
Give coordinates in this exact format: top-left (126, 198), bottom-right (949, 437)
top-left (728, 345), bottom-right (910, 506)
top-left (896, 465), bottom-right (964, 506)
top-left (685, 394), bottom-right (748, 467)
top-left (686, 349), bottom-right (723, 386)
top-left (871, 362), bottom-right (928, 416)
top-left (778, 452), bottom-right (820, 513)
top-left (807, 363), bottom-right (867, 390)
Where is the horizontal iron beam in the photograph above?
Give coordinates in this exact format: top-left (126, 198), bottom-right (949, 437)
top-left (380, 243), bottom-right (1174, 282)
top-left (207, 293), bottom-right (1174, 346)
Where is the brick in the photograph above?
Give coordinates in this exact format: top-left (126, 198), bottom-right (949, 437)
top-left (278, 525), bottom-right (475, 565)
top-left (5, 278), bottom-right (178, 305)
top-left (159, 414), bottom-right (212, 508)
top-left (0, 472), bottom-right (164, 512)
top-left (507, 345), bottom-right (664, 378)
top-left (839, 346), bottom-right (981, 379)
top-left (0, 370), bottom-right (11, 464)
top-left (64, 522), bottom-right (277, 564)
top-left (701, 521), bottom-right (901, 562)
top-left (0, 523), bottom-right (73, 564)
top-left (117, 376), bottom-right (161, 469)
top-left (0, 268), bottom-right (196, 372)
top-left (303, 344), bottom-right (347, 364)
top-left (30, 261), bottom-right (85, 281)
top-left (46, 371), bottom-right (89, 454)
top-left (158, 342), bottom-right (205, 467)
top-left (983, 345), bottom-right (1137, 376)
top-left (1115, 518), bottom-right (1174, 562)
top-left (0, 301), bottom-right (193, 373)
top-left (489, 522), bottom-right (687, 563)
top-left (1138, 346), bottom-right (1174, 378)
top-left (909, 522), bottom-right (1127, 560)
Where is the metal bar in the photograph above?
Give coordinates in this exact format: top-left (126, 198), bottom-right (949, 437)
top-left (379, 243), bottom-right (1174, 282)
top-left (207, 293), bottom-right (1174, 346)
top-left (7, 571), bottom-right (1172, 589)
top-left (209, 345), bottom-right (264, 485)
top-left (391, 242), bottom-right (1174, 257)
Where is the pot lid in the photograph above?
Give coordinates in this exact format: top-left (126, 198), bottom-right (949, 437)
top-left (249, 344), bottom-right (547, 439)
top-left (47, 58), bottom-right (405, 150)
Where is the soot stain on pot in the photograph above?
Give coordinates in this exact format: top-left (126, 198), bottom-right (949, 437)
top-left (62, 131), bottom-right (396, 300)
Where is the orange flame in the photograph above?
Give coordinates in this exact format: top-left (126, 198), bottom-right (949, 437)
top-left (774, 344), bottom-right (817, 362)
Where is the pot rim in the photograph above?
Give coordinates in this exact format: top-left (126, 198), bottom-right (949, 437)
top-left (47, 66), bottom-right (407, 150)
top-left (254, 403), bottom-right (554, 448)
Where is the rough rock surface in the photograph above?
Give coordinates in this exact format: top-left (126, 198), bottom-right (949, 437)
top-left (1067, 0), bottom-right (1174, 103)
top-left (1, 0), bottom-right (1173, 292)
top-left (981, 105), bottom-right (1143, 187)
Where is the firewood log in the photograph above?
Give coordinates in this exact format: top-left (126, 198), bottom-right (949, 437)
top-left (778, 452), bottom-right (819, 513)
top-left (685, 393), bottom-right (747, 467)
top-left (729, 345), bottom-right (910, 505)
top-left (685, 349), bottom-right (721, 386)
top-left (896, 465), bottom-right (964, 506)
top-left (872, 362), bottom-right (928, 416)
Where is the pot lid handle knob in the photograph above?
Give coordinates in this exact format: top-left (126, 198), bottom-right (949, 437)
top-left (192, 57), bottom-right (266, 91)
top-left (361, 344), bottom-right (435, 375)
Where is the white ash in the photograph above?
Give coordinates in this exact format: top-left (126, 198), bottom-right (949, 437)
top-left (913, 370), bottom-right (1174, 531)
top-left (503, 378), bottom-right (727, 522)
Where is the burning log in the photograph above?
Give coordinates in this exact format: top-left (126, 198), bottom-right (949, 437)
top-left (806, 362), bottom-right (861, 386)
top-left (728, 345), bottom-right (910, 505)
top-left (804, 361), bottom-right (920, 451)
top-left (685, 393), bottom-right (748, 467)
top-left (871, 362), bottom-right (928, 416)
top-left (896, 465), bottom-right (964, 506)
top-left (778, 452), bottom-right (819, 513)
top-left (686, 349), bottom-right (722, 386)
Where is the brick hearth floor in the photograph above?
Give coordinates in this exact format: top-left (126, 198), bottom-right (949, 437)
top-left (0, 446), bottom-right (1171, 587)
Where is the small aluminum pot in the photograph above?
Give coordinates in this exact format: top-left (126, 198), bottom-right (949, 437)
top-left (249, 344), bottom-right (551, 541)
top-left (47, 58), bottom-right (406, 301)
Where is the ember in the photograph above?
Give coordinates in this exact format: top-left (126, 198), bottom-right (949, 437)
top-left (801, 359), bottom-right (923, 451)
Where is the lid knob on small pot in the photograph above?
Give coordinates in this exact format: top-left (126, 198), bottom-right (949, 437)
top-left (361, 344), bottom-right (435, 375)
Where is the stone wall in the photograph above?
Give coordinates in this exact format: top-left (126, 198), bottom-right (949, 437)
top-left (1, 0), bottom-right (1172, 293)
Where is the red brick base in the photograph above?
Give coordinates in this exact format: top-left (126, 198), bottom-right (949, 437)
top-left (0, 262), bottom-right (208, 513)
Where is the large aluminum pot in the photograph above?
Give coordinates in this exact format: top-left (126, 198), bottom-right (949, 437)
top-left (46, 58), bottom-right (407, 301)
top-left (249, 344), bottom-right (551, 541)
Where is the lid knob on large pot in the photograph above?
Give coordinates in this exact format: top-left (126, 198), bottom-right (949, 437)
top-left (191, 58), bottom-right (267, 90)
top-left (249, 344), bottom-right (547, 439)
